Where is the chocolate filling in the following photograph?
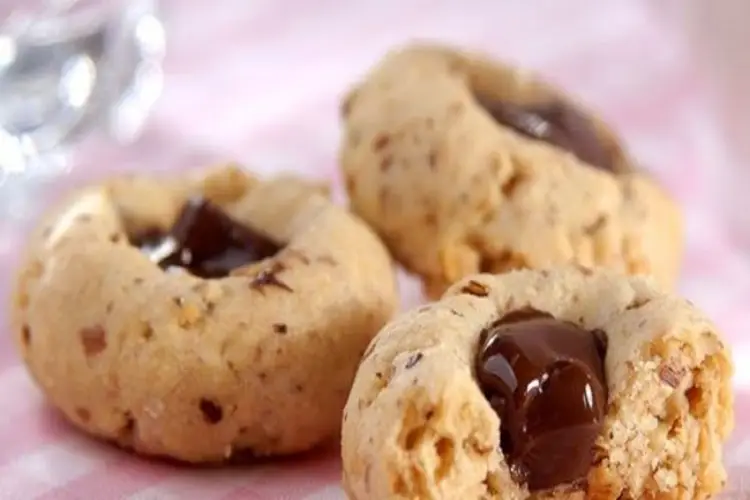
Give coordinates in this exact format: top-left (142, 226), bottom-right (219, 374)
top-left (479, 99), bottom-right (616, 172)
top-left (475, 308), bottom-right (608, 491)
top-left (133, 197), bottom-right (281, 278)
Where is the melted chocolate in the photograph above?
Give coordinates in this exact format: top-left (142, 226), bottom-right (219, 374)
top-left (475, 308), bottom-right (607, 491)
top-left (135, 197), bottom-right (280, 278)
top-left (479, 99), bottom-right (615, 172)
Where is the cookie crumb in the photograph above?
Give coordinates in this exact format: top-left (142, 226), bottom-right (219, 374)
top-left (460, 280), bottom-right (490, 297)
top-left (405, 352), bottom-right (423, 369)
top-left (80, 325), bottom-right (107, 356)
top-left (273, 323), bottom-right (288, 334)
top-left (199, 398), bottom-right (223, 424)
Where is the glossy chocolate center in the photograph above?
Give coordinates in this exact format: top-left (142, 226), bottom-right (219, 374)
top-left (134, 197), bottom-right (281, 278)
top-left (475, 308), bottom-right (608, 491)
top-left (479, 99), bottom-right (615, 172)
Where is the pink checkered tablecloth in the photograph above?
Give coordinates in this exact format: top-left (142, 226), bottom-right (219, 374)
top-left (1, 0), bottom-right (750, 498)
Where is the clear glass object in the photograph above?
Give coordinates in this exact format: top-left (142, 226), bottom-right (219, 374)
top-left (0, 0), bottom-right (165, 223)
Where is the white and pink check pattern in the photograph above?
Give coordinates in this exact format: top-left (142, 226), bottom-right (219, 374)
top-left (1, 1), bottom-right (749, 498)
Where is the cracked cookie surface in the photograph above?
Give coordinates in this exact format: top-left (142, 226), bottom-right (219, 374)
top-left (340, 44), bottom-right (683, 298)
top-left (341, 266), bottom-right (732, 499)
top-left (11, 164), bottom-right (398, 462)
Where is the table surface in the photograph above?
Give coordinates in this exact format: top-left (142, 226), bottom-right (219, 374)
top-left (1, 0), bottom-right (749, 498)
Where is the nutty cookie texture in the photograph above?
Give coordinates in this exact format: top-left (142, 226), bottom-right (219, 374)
top-left (11, 164), bottom-right (398, 463)
top-left (341, 267), bottom-right (733, 499)
top-left (340, 44), bottom-right (684, 298)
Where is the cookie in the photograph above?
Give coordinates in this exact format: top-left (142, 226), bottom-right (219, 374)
top-left (342, 266), bottom-right (732, 499)
top-left (11, 164), bottom-right (398, 463)
top-left (340, 44), bottom-right (683, 298)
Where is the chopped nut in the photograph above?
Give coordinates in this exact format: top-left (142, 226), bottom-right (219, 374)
top-left (373, 133), bottom-right (390, 151)
top-left (460, 280), bottom-right (490, 297)
top-left (584, 215), bottom-right (607, 235)
top-left (21, 324), bottom-right (31, 346)
top-left (80, 325), bottom-right (107, 356)
top-left (76, 407), bottom-right (91, 422)
top-left (405, 352), bottom-right (423, 369)
top-left (658, 362), bottom-right (687, 389)
top-left (199, 398), bottom-right (223, 424)
top-left (626, 298), bottom-right (651, 311)
top-left (177, 302), bottom-right (202, 327)
top-left (501, 171), bottom-right (527, 197)
top-left (250, 262), bottom-right (292, 292)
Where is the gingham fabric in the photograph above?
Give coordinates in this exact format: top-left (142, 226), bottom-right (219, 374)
top-left (1, 1), bottom-right (748, 498)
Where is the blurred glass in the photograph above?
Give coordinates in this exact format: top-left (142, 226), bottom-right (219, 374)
top-left (0, 0), bottom-right (165, 222)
